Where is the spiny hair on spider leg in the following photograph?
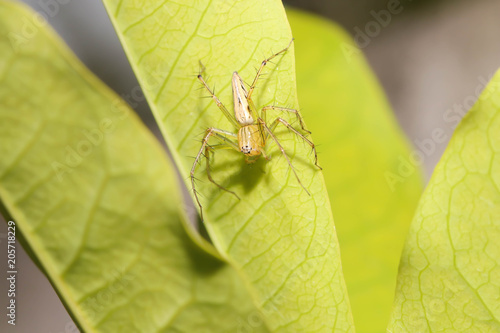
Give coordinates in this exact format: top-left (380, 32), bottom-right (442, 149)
top-left (196, 72), bottom-right (212, 82)
top-left (262, 49), bottom-right (285, 62)
top-left (191, 158), bottom-right (205, 170)
top-left (253, 73), bottom-right (270, 82)
top-left (282, 117), bottom-right (300, 127)
top-left (193, 128), bottom-right (210, 137)
top-left (205, 145), bottom-right (217, 158)
top-left (242, 78), bottom-right (252, 87)
top-left (190, 175), bottom-right (205, 186)
top-left (210, 143), bottom-right (228, 149)
top-left (264, 59), bottom-right (278, 66)
top-left (188, 173), bottom-right (199, 182)
top-left (192, 187), bottom-right (205, 199)
top-left (252, 65), bottom-right (269, 74)
top-left (312, 144), bottom-right (322, 154)
top-left (305, 146), bottom-right (315, 156)
top-left (195, 85), bottom-right (209, 92)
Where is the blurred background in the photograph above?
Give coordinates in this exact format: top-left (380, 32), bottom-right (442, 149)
top-left (1, 0), bottom-right (499, 331)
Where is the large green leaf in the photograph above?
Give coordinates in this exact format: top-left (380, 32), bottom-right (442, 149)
top-left (0, 2), bottom-right (270, 332)
top-left (102, 0), bottom-right (354, 331)
top-left (288, 10), bottom-right (424, 333)
top-left (388, 70), bottom-right (500, 332)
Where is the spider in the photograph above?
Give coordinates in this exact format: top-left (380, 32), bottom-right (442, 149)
top-left (191, 39), bottom-right (321, 220)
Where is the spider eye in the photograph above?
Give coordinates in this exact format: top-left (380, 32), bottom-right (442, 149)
top-left (241, 145), bottom-right (252, 154)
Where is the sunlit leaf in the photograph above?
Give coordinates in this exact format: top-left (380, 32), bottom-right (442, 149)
top-left (388, 70), bottom-right (500, 332)
top-left (101, 0), bottom-right (354, 331)
top-left (289, 9), bottom-right (424, 333)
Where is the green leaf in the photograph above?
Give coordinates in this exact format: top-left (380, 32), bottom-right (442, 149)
top-left (288, 10), bottom-right (424, 333)
top-left (102, 0), bottom-right (354, 331)
top-left (0, 2), bottom-right (271, 332)
top-left (387, 70), bottom-right (500, 332)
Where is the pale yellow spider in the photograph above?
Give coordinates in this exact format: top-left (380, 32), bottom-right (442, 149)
top-left (191, 39), bottom-right (321, 219)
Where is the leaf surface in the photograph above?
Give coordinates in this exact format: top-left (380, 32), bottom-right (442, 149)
top-left (388, 70), bottom-right (500, 332)
top-left (0, 2), bottom-right (269, 332)
top-left (101, 0), bottom-right (354, 331)
top-left (288, 10), bottom-right (424, 333)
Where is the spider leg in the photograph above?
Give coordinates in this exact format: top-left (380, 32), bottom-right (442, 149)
top-left (197, 74), bottom-right (240, 129)
top-left (260, 147), bottom-right (271, 161)
top-left (205, 145), bottom-right (241, 200)
top-left (247, 38), bottom-right (294, 99)
top-left (212, 131), bottom-right (240, 150)
top-left (191, 128), bottom-right (239, 221)
top-left (262, 105), bottom-right (311, 134)
top-left (257, 118), bottom-right (310, 195)
top-left (268, 117), bottom-right (322, 169)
